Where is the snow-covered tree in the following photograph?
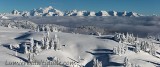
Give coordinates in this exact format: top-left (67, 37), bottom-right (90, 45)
top-left (24, 43), bottom-right (28, 54)
top-left (33, 42), bottom-right (41, 55)
top-left (113, 47), bottom-right (118, 55)
top-left (124, 57), bottom-right (130, 67)
top-left (52, 27), bottom-right (58, 32)
top-left (127, 34), bottom-right (135, 43)
top-left (9, 44), bottom-right (12, 49)
top-left (41, 38), bottom-right (45, 47)
top-left (45, 38), bottom-right (50, 50)
top-left (54, 41), bottom-right (58, 51)
top-left (149, 43), bottom-right (157, 56)
top-left (47, 31), bottom-right (50, 38)
top-left (54, 38), bottom-right (60, 50)
top-left (27, 53), bottom-right (33, 63)
top-left (140, 41), bottom-right (150, 52)
top-left (54, 34), bottom-right (58, 40)
top-left (50, 38), bottom-right (55, 49)
top-left (8, 23), bottom-right (12, 28)
top-left (15, 50), bottom-right (18, 56)
top-left (42, 26), bottom-right (45, 31)
top-left (114, 33), bottom-right (121, 43)
top-left (93, 58), bottom-right (102, 67)
top-left (134, 43), bottom-right (141, 53)
top-left (113, 44), bottom-right (128, 55)
top-left (46, 26), bottom-right (50, 32)
top-left (36, 26), bottom-right (40, 32)
top-left (96, 32), bottom-right (101, 36)
top-left (114, 33), bottom-right (136, 43)
top-left (121, 33), bottom-right (126, 43)
top-left (30, 38), bottom-right (34, 52)
top-left (51, 34), bottom-right (60, 50)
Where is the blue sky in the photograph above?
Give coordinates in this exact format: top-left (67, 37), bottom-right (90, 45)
top-left (0, 0), bottom-right (159, 15)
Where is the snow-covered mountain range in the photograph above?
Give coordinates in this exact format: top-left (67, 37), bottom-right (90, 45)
top-left (10, 6), bottom-right (142, 17)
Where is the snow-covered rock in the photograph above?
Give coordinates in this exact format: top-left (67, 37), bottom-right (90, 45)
top-left (126, 12), bottom-right (140, 17)
top-left (109, 11), bottom-right (118, 16)
top-left (12, 10), bottom-right (20, 15)
top-left (88, 11), bottom-right (96, 16)
top-left (96, 11), bottom-right (110, 16)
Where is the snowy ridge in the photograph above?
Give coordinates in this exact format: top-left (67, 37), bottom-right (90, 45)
top-left (10, 6), bottom-right (142, 17)
top-left (0, 26), bottom-right (160, 67)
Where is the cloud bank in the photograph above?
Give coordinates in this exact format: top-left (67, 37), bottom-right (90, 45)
top-left (14, 16), bottom-right (160, 37)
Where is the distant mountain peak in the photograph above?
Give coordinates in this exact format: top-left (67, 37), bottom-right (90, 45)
top-left (11, 6), bottom-right (142, 17)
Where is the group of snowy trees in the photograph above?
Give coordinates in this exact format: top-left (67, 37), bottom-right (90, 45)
top-left (41, 32), bottom-right (60, 50)
top-left (113, 44), bottom-right (128, 55)
top-left (114, 33), bottom-right (137, 43)
top-left (27, 52), bottom-right (35, 63)
top-left (114, 33), bottom-right (157, 56)
top-left (23, 37), bottom-right (41, 55)
top-left (93, 58), bottom-right (102, 67)
top-left (35, 25), bottom-right (58, 32)
top-left (147, 34), bottom-right (160, 41)
top-left (23, 31), bottom-right (60, 55)
top-left (134, 41), bottom-right (157, 56)
top-left (124, 57), bottom-right (141, 67)
top-left (134, 43), bottom-right (141, 53)
top-left (113, 32), bottom-right (156, 56)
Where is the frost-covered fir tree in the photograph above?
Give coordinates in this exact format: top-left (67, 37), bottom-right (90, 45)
top-left (93, 58), bottom-right (97, 67)
top-left (125, 33), bottom-right (136, 44)
top-left (113, 44), bottom-right (127, 55)
top-left (42, 26), bottom-right (45, 31)
top-left (30, 38), bottom-right (34, 52)
top-left (149, 43), bottom-right (156, 56)
top-left (121, 33), bottom-right (126, 43)
top-left (52, 34), bottom-right (60, 50)
top-left (126, 32), bottom-right (129, 40)
top-left (24, 43), bottom-right (28, 54)
top-left (47, 31), bottom-right (50, 38)
top-left (134, 43), bottom-right (141, 53)
top-left (34, 42), bottom-right (41, 55)
top-left (15, 50), bottom-right (18, 56)
top-left (113, 47), bottom-right (118, 55)
top-left (96, 32), bottom-right (101, 36)
top-left (97, 61), bottom-right (102, 67)
top-left (54, 41), bottom-right (58, 51)
top-left (50, 38), bottom-right (54, 49)
top-left (54, 34), bottom-right (58, 40)
top-left (44, 26), bottom-right (50, 32)
top-left (78, 56), bottom-right (81, 62)
top-left (140, 41), bottom-right (145, 51)
top-left (124, 57), bottom-right (130, 67)
top-left (140, 41), bottom-right (150, 52)
top-left (36, 26), bottom-right (40, 32)
top-left (93, 58), bottom-right (102, 67)
top-left (128, 34), bottom-right (133, 43)
top-left (8, 23), bottom-right (12, 28)
top-left (124, 44), bottom-right (128, 52)
top-left (27, 53), bottom-right (32, 63)
top-left (114, 33), bottom-right (121, 42)
top-left (41, 38), bottom-right (45, 47)
top-left (45, 38), bottom-right (50, 50)
top-left (54, 38), bottom-right (60, 50)
top-left (9, 44), bottom-right (12, 50)
top-left (52, 27), bottom-right (58, 32)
